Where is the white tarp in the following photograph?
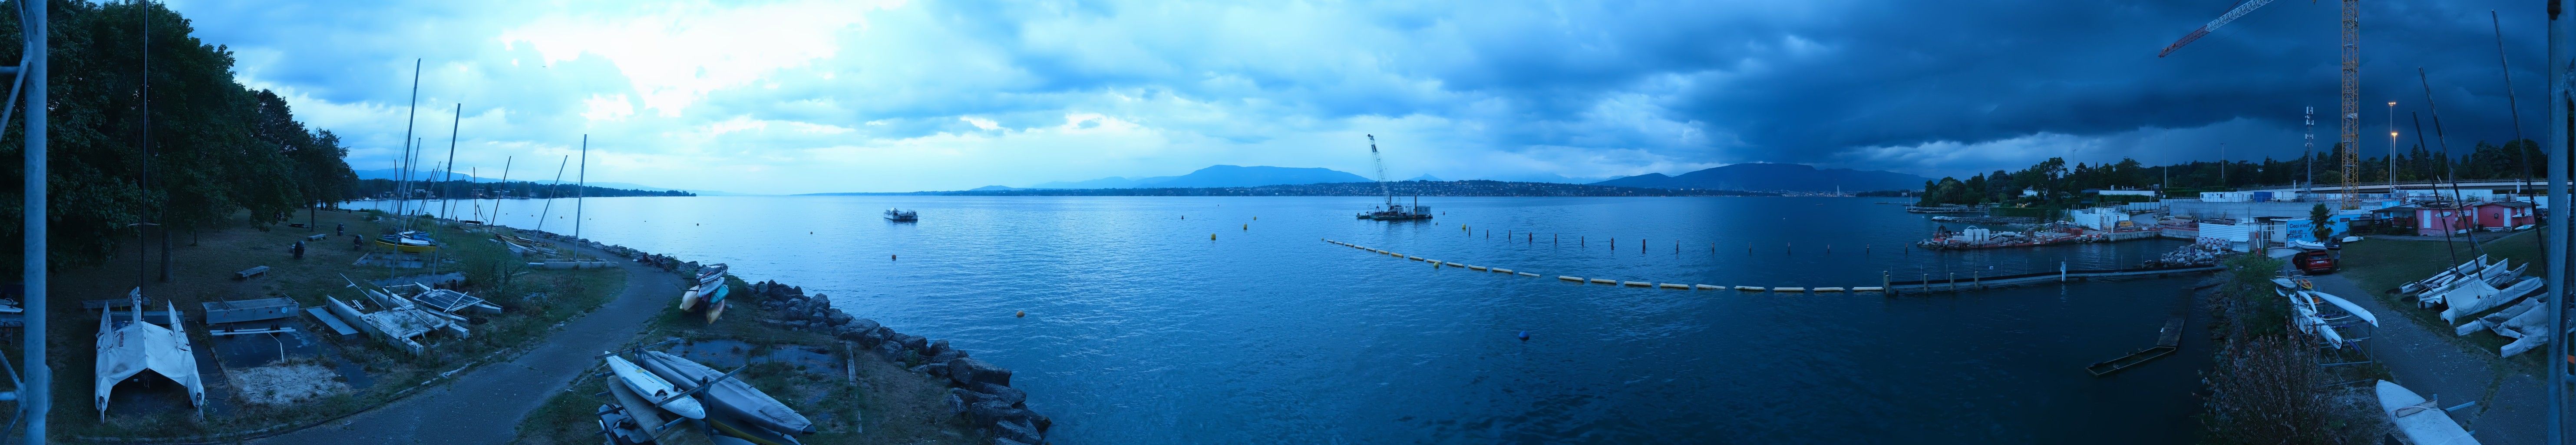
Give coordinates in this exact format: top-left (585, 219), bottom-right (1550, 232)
top-left (94, 292), bottom-right (204, 418)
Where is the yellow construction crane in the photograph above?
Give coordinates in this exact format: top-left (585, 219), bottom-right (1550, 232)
top-left (2160, 0), bottom-right (2362, 210)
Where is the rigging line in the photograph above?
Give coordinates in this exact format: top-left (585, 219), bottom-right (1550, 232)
top-left (2413, 112), bottom-right (2460, 266)
top-left (2420, 67), bottom-right (2490, 264)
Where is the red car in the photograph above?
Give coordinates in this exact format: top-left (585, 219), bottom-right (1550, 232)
top-left (2295, 251), bottom-right (2338, 275)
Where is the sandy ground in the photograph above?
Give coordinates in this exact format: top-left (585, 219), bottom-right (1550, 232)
top-left (226, 362), bottom-right (351, 406)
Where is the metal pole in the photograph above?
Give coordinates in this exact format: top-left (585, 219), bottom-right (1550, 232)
top-left (24, 0), bottom-right (50, 439)
top-left (2545, 2), bottom-right (2569, 442)
top-left (575, 135), bottom-right (587, 244)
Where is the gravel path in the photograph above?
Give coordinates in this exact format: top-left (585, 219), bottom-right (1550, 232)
top-left (251, 246), bottom-right (677, 445)
top-left (2309, 274), bottom-right (2542, 445)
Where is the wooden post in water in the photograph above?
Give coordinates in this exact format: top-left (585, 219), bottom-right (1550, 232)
top-left (1973, 271), bottom-right (1981, 289)
top-left (1948, 272), bottom-right (1956, 292)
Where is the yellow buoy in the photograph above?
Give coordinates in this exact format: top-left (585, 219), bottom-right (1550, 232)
top-left (1242, 224), bottom-right (1248, 230)
top-left (1016, 310), bottom-right (1026, 318)
top-left (1211, 233), bottom-right (1216, 240)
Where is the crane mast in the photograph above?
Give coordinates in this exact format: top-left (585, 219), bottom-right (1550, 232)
top-left (1369, 134), bottom-right (1393, 210)
top-left (2334, 0), bottom-right (2359, 210)
top-left (2158, 0), bottom-right (2361, 209)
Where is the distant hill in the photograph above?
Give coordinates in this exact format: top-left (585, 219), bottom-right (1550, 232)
top-left (969, 185), bottom-right (1018, 191)
top-left (1030, 165), bottom-right (1372, 189)
top-left (1590, 163), bottom-right (1927, 192)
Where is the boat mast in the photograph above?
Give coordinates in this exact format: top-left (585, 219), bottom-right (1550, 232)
top-left (394, 59), bottom-right (421, 232)
top-left (1368, 134), bottom-right (1392, 210)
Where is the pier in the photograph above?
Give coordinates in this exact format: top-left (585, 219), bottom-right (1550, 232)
top-left (1880, 265), bottom-right (2221, 295)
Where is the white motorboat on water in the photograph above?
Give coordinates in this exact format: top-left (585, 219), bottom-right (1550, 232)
top-left (2376, 380), bottom-right (2480, 445)
top-left (606, 355), bottom-right (705, 419)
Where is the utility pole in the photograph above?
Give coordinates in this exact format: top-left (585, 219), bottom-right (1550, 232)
top-left (21, 0), bottom-right (52, 439)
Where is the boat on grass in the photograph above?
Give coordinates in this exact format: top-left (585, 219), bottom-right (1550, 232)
top-left (637, 350), bottom-right (815, 437)
top-left (2376, 380), bottom-right (2479, 445)
top-left (677, 263), bottom-right (732, 322)
top-left (375, 230), bottom-right (440, 253)
top-left (606, 355), bottom-right (705, 420)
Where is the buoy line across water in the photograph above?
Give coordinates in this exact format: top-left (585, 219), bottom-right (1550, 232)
top-left (1321, 239), bottom-right (1884, 294)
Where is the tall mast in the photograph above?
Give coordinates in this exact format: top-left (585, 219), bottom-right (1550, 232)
top-left (1368, 134), bottom-right (1392, 209)
top-left (395, 59), bottom-right (420, 230)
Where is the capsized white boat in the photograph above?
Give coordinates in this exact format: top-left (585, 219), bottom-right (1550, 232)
top-left (606, 355), bottom-right (705, 419)
top-left (2440, 277), bottom-right (2541, 323)
top-left (2304, 289), bottom-right (2377, 328)
top-left (2376, 380), bottom-right (2480, 445)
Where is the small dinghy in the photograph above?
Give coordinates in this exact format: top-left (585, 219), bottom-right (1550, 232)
top-left (606, 355), bottom-right (705, 419)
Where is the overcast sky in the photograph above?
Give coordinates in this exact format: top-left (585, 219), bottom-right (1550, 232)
top-left (164, 0), bottom-right (2546, 194)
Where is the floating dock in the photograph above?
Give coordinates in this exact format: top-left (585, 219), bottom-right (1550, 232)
top-left (2085, 317), bottom-right (2186, 377)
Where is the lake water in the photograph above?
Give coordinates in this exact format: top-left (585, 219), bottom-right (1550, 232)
top-left (362, 196), bottom-right (2209, 443)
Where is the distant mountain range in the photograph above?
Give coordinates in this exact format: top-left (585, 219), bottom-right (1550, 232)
top-left (1589, 163), bottom-right (1927, 192)
top-left (352, 168), bottom-right (748, 196)
top-left (1026, 165), bottom-right (1373, 189)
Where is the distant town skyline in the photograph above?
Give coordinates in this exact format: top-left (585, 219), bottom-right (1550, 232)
top-left (172, 0), bottom-right (2544, 194)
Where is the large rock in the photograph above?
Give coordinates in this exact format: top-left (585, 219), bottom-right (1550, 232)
top-left (994, 418), bottom-right (1044, 445)
top-left (968, 400), bottom-right (1031, 425)
top-left (973, 382), bottom-right (1027, 408)
top-left (825, 312), bottom-right (853, 326)
top-left (923, 340), bottom-right (951, 358)
top-left (873, 341), bottom-right (904, 358)
top-left (848, 318), bottom-right (880, 333)
top-left (947, 358), bottom-right (1012, 388)
top-left (928, 349), bottom-right (963, 365)
top-left (809, 294), bottom-right (832, 311)
top-left (924, 362), bottom-right (949, 378)
top-left (944, 391), bottom-right (969, 416)
top-left (899, 335), bottom-right (928, 352)
top-left (834, 325), bottom-right (872, 342)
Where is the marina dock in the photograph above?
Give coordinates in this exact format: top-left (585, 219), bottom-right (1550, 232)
top-left (1880, 265), bottom-right (2221, 295)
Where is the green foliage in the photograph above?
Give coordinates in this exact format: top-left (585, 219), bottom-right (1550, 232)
top-left (0, 0), bottom-right (354, 271)
top-left (2221, 254), bottom-right (2288, 338)
top-left (2309, 204), bottom-right (2334, 242)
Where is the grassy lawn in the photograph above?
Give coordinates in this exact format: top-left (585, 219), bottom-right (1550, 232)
top-left (513, 276), bottom-right (985, 445)
top-left (2337, 230), bottom-right (2548, 372)
top-left (28, 208), bottom-right (628, 440)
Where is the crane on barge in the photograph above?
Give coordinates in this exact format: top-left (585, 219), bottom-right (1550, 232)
top-left (1357, 135), bottom-right (1431, 220)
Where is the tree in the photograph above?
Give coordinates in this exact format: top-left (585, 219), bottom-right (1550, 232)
top-left (2309, 204), bottom-right (2334, 242)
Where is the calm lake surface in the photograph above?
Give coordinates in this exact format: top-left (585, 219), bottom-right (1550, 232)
top-left (366, 196), bottom-right (2209, 443)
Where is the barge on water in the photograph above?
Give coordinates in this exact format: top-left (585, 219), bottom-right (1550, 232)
top-left (1358, 196), bottom-right (1434, 221)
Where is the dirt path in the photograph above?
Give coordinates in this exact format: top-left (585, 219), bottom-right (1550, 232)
top-left (2308, 274), bottom-right (2543, 445)
top-left (251, 245), bottom-right (677, 445)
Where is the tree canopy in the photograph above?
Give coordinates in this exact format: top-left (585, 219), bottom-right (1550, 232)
top-left (0, 0), bottom-right (356, 270)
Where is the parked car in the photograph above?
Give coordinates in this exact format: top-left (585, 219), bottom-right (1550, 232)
top-left (2295, 251), bottom-right (2337, 275)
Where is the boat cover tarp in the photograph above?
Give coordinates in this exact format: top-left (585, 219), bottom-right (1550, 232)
top-left (95, 296), bottom-right (205, 418)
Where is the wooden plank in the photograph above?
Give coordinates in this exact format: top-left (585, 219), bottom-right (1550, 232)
top-left (304, 307), bottom-right (360, 337)
top-left (204, 297), bottom-right (301, 324)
